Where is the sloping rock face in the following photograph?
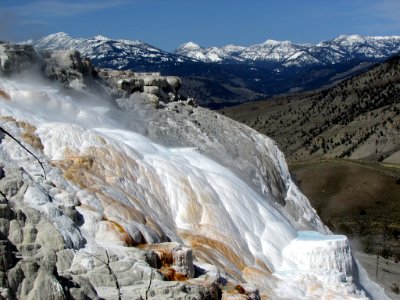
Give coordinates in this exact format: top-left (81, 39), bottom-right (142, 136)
top-left (117, 98), bottom-right (326, 230)
top-left (0, 128), bottom-right (221, 299)
top-left (0, 43), bottom-right (387, 299)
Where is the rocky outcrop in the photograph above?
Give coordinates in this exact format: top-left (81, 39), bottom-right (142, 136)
top-left (0, 43), bottom-right (183, 107)
top-left (98, 69), bottom-right (182, 107)
top-left (42, 50), bottom-right (99, 91)
top-left (0, 160), bottom-right (222, 299)
top-left (0, 165), bottom-right (97, 299)
top-left (0, 43), bottom-right (41, 75)
top-left (139, 242), bottom-right (196, 280)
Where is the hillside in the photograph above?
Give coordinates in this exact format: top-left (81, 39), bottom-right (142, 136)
top-left (221, 54), bottom-right (400, 163)
top-left (0, 42), bottom-right (388, 299)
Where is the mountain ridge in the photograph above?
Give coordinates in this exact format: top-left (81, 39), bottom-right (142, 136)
top-left (174, 34), bottom-right (400, 66)
top-left (33, 32), bottom-right (400, 68)
top-left (30, 32), bottom-right (400, 108)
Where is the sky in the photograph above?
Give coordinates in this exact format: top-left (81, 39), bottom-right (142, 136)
top-left (0, 0), bottom-right (400, 51)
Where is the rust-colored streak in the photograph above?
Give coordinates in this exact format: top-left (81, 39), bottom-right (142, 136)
top-left (103, 220), bottom-right (135, 247)
top-left (93, 191), bottom-right (147, 224)
top-left (235, 284), bottom-right (246, 294)
top-left (0, 119), bottom-right (44, 151)
top-left (159, 267), bottom-right (188, 281)
top-left (255, 258), bottom-right (272, 274)
top-left (0, 89), bottom-right (11, 100)
top-left (156, 248), bottom-right (174, 267)
top-left (179, 231), bottom-right (247, 271)
top-left (17, 121), bottom-right (44, 150)
top-left (138, 244), bottom-right (174, 267)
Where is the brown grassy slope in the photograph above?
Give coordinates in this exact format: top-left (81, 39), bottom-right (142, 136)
top-left (290, 159), bottom-right (400, 257)
top-left (220, 55), bottom-right (400, 163)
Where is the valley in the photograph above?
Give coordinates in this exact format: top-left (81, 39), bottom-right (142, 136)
top-left (221, 54), bottom-right (400, 164)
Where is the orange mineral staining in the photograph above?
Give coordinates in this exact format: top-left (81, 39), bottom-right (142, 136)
top-left (0, 89), bottom-right (11, 100)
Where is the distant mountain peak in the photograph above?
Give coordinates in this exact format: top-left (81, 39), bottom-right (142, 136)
top-left (34, 32), bottom-right (194, 70)
top-left (92, 34), bottom-right (110, 41)
top-left (39, 32), bottom-right (73, 42)
top-left (337, 34), bottom-right (363, 40)
top-left (179, 41), bottom-right (202, 50)
top-left (333, 34), bottom-right (367, 44)
top-left (48, 32), bottom-right (71, 38)
top-left (262, 39), bottom-right (291, 46)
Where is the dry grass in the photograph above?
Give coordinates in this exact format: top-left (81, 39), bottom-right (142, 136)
top-left (290, 159), bottom-right (400, 256)
top-left (221, 57), bottom-right (400, 163)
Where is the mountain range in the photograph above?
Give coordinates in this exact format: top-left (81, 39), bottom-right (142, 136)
top-left (29, 32), bottom-right (400, 108)
top-left (30, 33), bottom-right (400, 108)
top-left (174, 35), bottom-right (400, 66)
top-left (35, 32), bottom-right (400, 68)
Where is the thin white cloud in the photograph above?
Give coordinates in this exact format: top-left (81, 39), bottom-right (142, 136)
top-left (373, 0), bottom-right (400, 20)
top-left (353, 0), bottom-right (400, 34)
top-left (369, 0), bottom-right (400, 30)
top-left (6, 0), bottom-right (130, 18)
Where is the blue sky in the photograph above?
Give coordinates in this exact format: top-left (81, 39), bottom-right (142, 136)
top-left (1, 0), bottom-right (400, 51)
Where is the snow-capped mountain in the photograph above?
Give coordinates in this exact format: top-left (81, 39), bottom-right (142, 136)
top-left (36, 33), bottom-right (400, 69)
top-left (174, 41), bottom-right (246, 63)
top-left (31, 33), bottom-right (400, 108)
top-left (175, 35), bottom-right (400, 67)
top-left (34, 32), bottom-right (193, 70)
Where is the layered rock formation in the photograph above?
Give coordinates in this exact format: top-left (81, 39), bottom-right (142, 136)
top-left (98, 69), bottom-right (182, 107)
top-left (0, 43), bottom-right (389, 299)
